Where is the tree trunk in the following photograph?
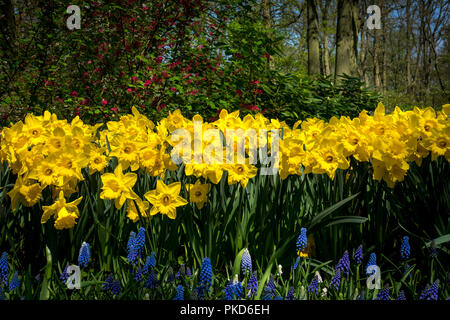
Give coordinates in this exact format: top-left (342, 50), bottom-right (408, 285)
top-left (335, 0), bottom-right (359, 81)
top-left (321, 0), bottom-right (331, 76)
top-left (360, 25), bottom-right (369, 85)
top-left (262, 0), bottom-right (274, 70)
top-left (406, 0), bottom-right (411, 92)
top-left (351, 0), bottom-right (360, 65)
top-left (373, 29), bottom-right (381, 91)
top-left (307, 0), bottom-right (320, 75)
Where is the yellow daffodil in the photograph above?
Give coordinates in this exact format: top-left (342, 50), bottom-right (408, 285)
top-left (126, 197), bottom-right (151, 222)
top-left (226, 164), bottom-right (258, 188)
top-left (186, 179), bottom-right (211, 209)
top-left (100, 164), bottom-right (138, 209)
top-left (41, 191), bottom-right (83, 230)
top-left (144, 180), bottom-right (188, 219)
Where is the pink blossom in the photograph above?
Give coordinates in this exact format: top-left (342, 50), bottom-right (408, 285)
top-left (102, 99), bottom-right (108, 105)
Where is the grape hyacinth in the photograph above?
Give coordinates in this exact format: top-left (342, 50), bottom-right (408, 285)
top-left (307, 276), bottom-right (319, 296)
top-left (285, 286), bottom-right (294, 300)
top-left (335, 250), bottom-right (350, 275)
top-left (429, 281), bottom-right (439, 300)
top-left (173, 285), bottom-right (184, 300)
top-left (135, 227), bottom-right (146, 248)
top-left (103, 274), bottom-right (114, 291)
top-left (127, 228), bottom-right (146, 266)
top-left (330, 269), bottom-right (341, 290)
top-left (111, 279), bottom-right (121, 296)
top-left (127, 227), bottom-right (145, 266)
top-left (375, 287), bottom-right (390, 300)
top-left (0, 252), bottom-right (9, 286)
top-left (261, 286), bottom-right (274, 300)
top-left (247, 271), bottom-right (258, 298)
top-left (186, 267), bottom-right (192, 277)
top-left (148, 251), bottom-right (156, 269)
top-left (420, 281), bottom-right (439, 300)
top-left (78, 242), bottom-right (90, 268)
top-left (167, 266), bottom-right (175, 283)
top-left (146, 271), bottom-right (159, 289)
top-left (9, 271), bottom-right (20, 291)
top-left (142, 252), bottom-right (156, 275)
top-left (241, 248), bottom-right (252, 275)
top-left (419, 284), bottom-right (430, 300)
top-left (366, 252), bottom-right (377, 274)
top-left (127, 232), bottom-right (136, 252)
top-left (400, 236), bottom-right (410, 260)
top-left (296, 228), bottom-right (307, 255)
top-left (59, 267), bottom-right (69, 286)
top-left (353, 245), bottom-right (363, 264)
top-left (397, 290), bottom-right (406, 300)
top-left (176, 264), bottom-right (186, 279)
top-left (199, 257), bottom-right (213, 291)
top-left (267, 275), bottom-right (275, 295)
top-left (134, 267), bottom-right (143, 282)
top-left (223, 279), bottom-right (243, 300)
top-left (293, 256), bottom-right (300, 270)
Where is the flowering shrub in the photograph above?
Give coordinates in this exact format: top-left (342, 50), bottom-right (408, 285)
top-left (0, 1), bottom-right (379, 126)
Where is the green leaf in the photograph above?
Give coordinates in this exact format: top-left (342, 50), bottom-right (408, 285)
top-left (39, 246), bottom-right (52, 300)
top-left (425, 234), bottom-right (450, 247)
top-left (324, 216), bottom-right (368, 228)
top-left (232, 248), bottom-right (246, 278)
top-left (309, 193), bottom-right (360, 229)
